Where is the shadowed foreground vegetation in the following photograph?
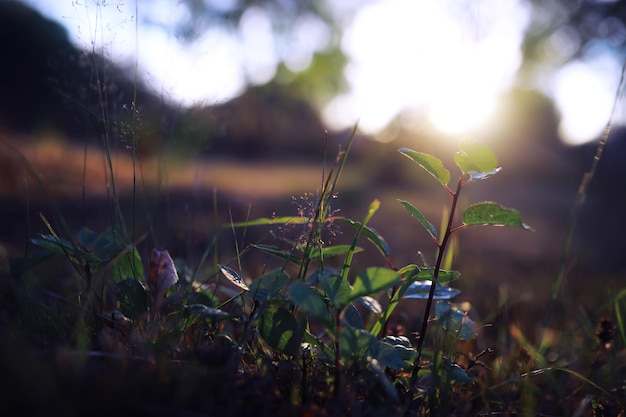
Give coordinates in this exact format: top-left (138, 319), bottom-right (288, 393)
top-left (1, 129), bottom-right (625, 416)
top-left (1, 2), bottom-right (626, 415)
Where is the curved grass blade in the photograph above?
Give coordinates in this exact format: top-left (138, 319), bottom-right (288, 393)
top-left (337, 218), bottom-right (390, 258)
top-left (250, 244), bottom-right (303, 266)
top-left (321, 245), bottom-right (364, 257)
top-left (229, 216), bottom-right (310, 228)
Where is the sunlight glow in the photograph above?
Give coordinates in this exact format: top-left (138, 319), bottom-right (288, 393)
top-left (322, 0), bottom-right (530, 140)
top-left (140, 27), bottom-right (245, 104)
top-left (553, 59), bottom-right (623, 145)
top-left (239, 7), bottom-right (277, 86)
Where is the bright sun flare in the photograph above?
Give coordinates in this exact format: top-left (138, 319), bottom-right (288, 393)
top-left (323, 0), bottom-right (530, 140)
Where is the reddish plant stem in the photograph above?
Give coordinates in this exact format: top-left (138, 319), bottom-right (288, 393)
top-left (334, 309), bottom-right (341, 398)
top-left (411, 175), bottom-right (466, 380)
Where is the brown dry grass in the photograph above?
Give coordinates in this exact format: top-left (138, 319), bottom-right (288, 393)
top-left (0, 134), bottom-right (363, 201)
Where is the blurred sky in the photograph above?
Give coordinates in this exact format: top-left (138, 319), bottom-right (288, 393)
top-left (22, 0), bottom-right (626, 145)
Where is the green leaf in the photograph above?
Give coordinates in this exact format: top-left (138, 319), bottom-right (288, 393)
top-left (288, 282), bottom-right (332, 328)
top-left (303, 329), bottom-right (335, 361)
top-left (112, 247), bottom-right (143, 283)
top-left (453, 139), bottom-right (499, 175)
top-left (318, 273), bottom-right (352, 309)
top-left (402, 281), bottom-right (461, 300)
top-left (349, 267), bottom-right (401, 302)
top-left (187, 283), bottom-right (218, 307)
top-left (448, 361), bottom-right (472, 384)
top-left (462, 202), bottom-right (533, 230)
top-left (259, 307), bottom-right (302, 356)
top-left (343, 304), bottom-right (365, 329)
top-left (92, 226), bottom-right (124, 259)
top-left (340, 325), bottom-right (377, 361)
top-left (399, 148), bottom-right (450, 187)
top-left (374, 341), bottom-right (410, 370)
top-left (117, 278), bottom-right (148, 319)
top-left (359, 296), bottom-right (382, 314)
top-left (416, 267), bottom-right (459, 283)
top-left (398, 200), bottom-right (438, 240)
top-left (398, 265), bottom-right (460, 284)
top-left (435, 301), bottom-right (476, 340)
top-left (336, 218), bottom-right (390, 258)
top-left (76, 227), bottom-right (97, 249)
top-left (374, 337), bottom-right (416, 370)
top-left (248, 269), bottom-right (289, 303)
top-left (380, 335), bottom-right (413, 351)
top-left (219, 264), bottom-right (249, 291)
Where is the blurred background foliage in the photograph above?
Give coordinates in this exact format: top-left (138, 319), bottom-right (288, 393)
top-left (1, 0), bottom-right (624, 153)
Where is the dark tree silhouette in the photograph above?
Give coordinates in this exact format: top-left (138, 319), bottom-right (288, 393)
top-left (0, 1), bottom-right (173, 145)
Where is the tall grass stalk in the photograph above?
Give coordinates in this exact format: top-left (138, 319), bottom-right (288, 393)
top-left (544, 60), bottom-right (626, 333)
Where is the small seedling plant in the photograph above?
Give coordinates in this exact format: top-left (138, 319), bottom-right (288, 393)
top-left (397, 140), bottom-right (532, 362)
top-left (391, 139), bottom-right (533, 410)
top-left (216, 138), bottom-right (534, 409)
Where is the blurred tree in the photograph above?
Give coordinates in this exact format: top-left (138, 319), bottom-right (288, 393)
top-left (167, 0), bottom-right (337, 43)
top-left (520, 0), bottom-right (626, 77)
top-left (138, 0), bottom-right (348, 110)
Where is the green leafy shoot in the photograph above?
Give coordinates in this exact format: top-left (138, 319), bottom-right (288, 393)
top-left (340, 199), bottom-right (381, 280)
